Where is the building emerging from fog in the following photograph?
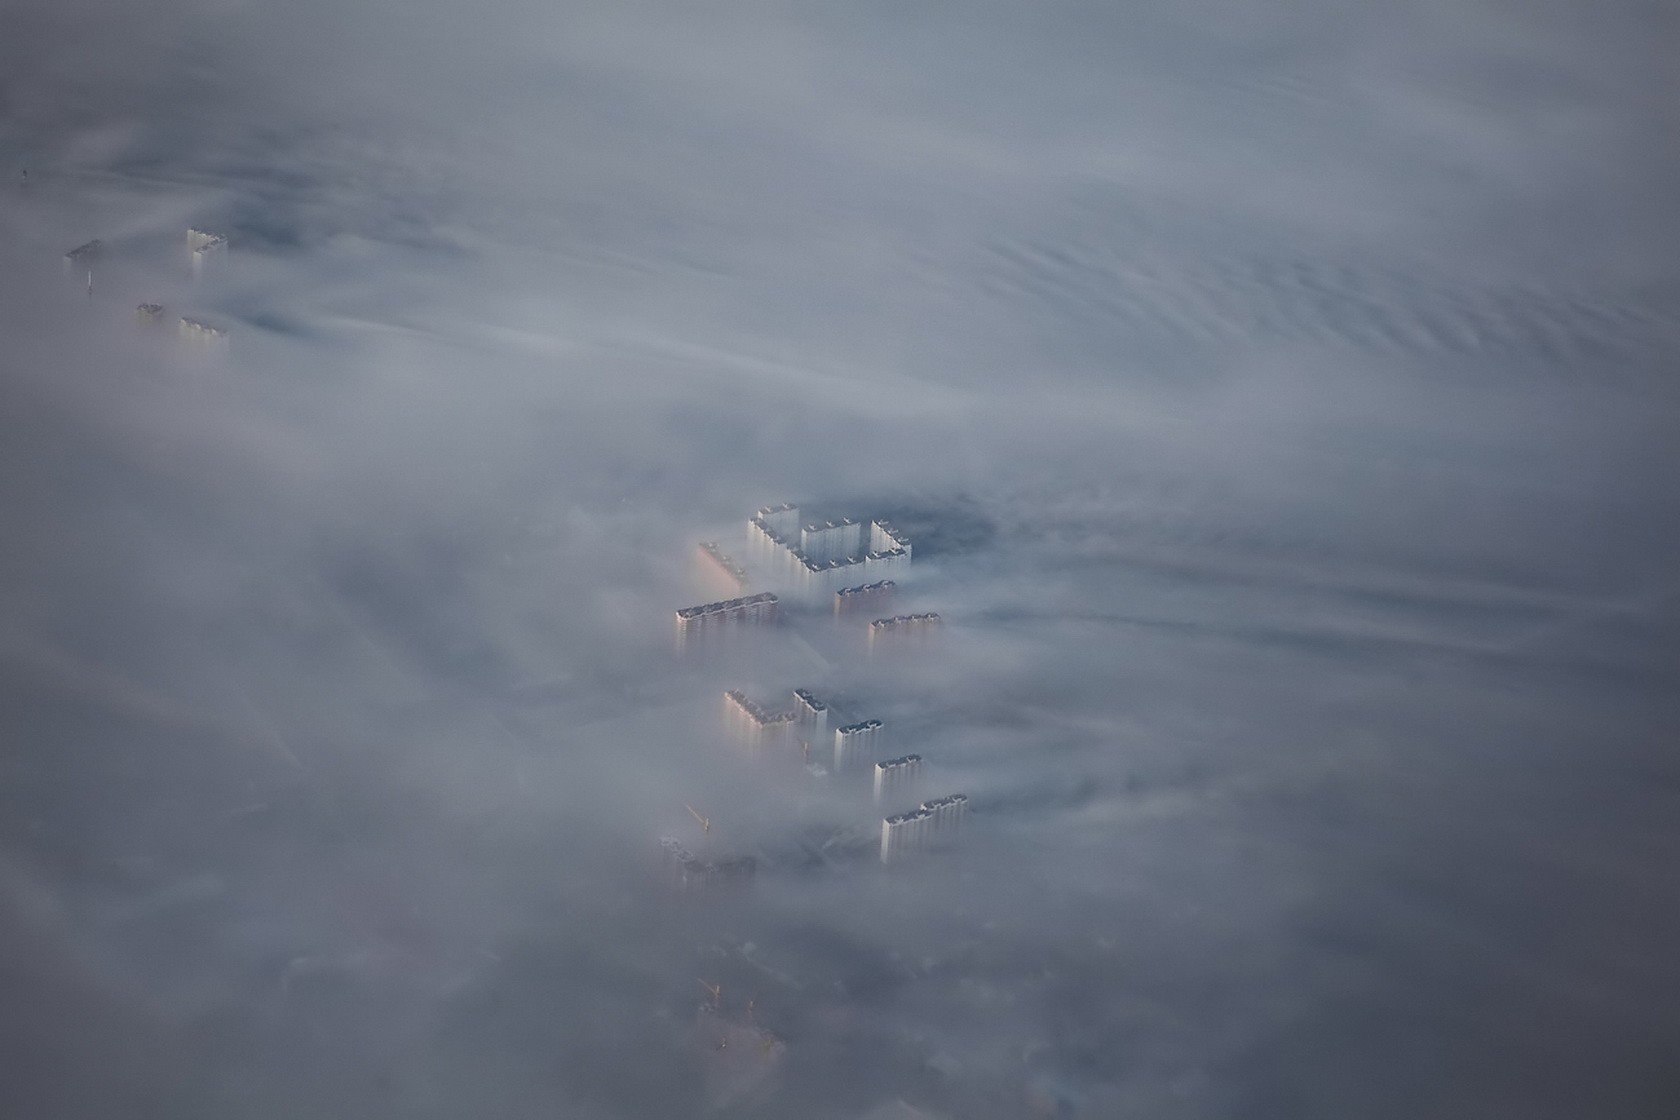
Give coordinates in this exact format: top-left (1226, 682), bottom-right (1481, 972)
top-left (879, 794), bottom-right (968, 862)
top-left (833, 719), bottom-right (884, 771)
top-left (697, 541), bottom-right (751, 595)
top-left (873, 754), bottom-right (923, 805)
top-left (724, 689), bottom-right (796, 749)
top-left (659, 837), bottom-right (757, 892)
top-left (178, 317), bottom-right (229, 344)
top-left (868, 612), bottom-right (941, 648)
top-left (187, 228), bottom-right (227, 277)
top-left (745, 504), bottom-right (911, 601)
top-left (63, 239), bottom-right (103, 272)
top-left (135, 303), bottom-right (166, 326)
top-left (791, 688), bottom-right (829, 737)
top-left (675, 592), bottom-right (779, 640)
top-left (834, 579), bottom-right (895, 616)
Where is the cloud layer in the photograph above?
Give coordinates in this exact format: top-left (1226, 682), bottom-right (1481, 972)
top-left (2, 2), bottom-right (1677, 1117)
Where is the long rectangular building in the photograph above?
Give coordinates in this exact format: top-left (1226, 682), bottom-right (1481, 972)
top-left (723, 689), bottom-right (795, 748)
top-left (879, 794), bottom-right (968, 862)
top-left (833, 718), bottom-right (883, 771)
top-left (674, 592), bottom-right (778, 636)
top-left (834, 579), bottom-right (895, 616)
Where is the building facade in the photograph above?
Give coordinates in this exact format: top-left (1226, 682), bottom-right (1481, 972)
top-left (674, 592), bottom-right (779, 638)
top-left (872, 754), bottom-right (923, 805)
top-left (834, 580), bottom-right (895, 616)
top-left (833, 719), bottom-right (883, 771)
top-left (879, 794), bottom-right (967, 862)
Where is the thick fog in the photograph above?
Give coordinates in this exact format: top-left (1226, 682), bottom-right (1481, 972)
top-left (2, 2), bottom-right (1677, 1117)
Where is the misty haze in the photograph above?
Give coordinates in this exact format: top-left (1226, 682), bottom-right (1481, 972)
top-left (2, 2), bottom-right (1677, 1118)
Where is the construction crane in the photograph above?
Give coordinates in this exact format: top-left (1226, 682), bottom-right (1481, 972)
top-left (686, 804), bottom-right (711, 835)
top-left (698, 979), bottom-right (722, 1010)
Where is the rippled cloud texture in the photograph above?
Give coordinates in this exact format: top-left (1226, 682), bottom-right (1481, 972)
top-left (2, 2), bottom-right (1677, 1117)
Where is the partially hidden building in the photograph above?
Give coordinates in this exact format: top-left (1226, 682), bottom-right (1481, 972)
top-left (178, 317), bottom-right (229, 344)
top-left (791, 688), bottom-right (829, 738)
top-left (868, 612), bottom-right (941, 648)
top-left (724, 689), bottom-right (796, 749)
top-left (659, 837), bottom-right (757, 891)
top-left (187, 228), bottom-right (227, 276)
top-left (63, 239), bottom-right (103, 273)
top-left (746, 504), bottom-right (910, 601)
top-left (879, 794), bottom-right (968, 863)
top-left (873, 754), bottom-right (923, 805)
top-left (696, 541), bottom-right (751, 596)
top-left (675, 592), bottom-right (778, 640)
top-left (833, 719), bottom-right (883, 771)
top-left (835, 579), bottom-right (895, 616)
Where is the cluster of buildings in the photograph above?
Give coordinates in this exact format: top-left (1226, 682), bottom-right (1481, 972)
top-left (670, 501), bottom-right (967, 874)
top-left (60, 227), bottom-right (233, 343)
top-left (744, 504), bottom-right (912, 601)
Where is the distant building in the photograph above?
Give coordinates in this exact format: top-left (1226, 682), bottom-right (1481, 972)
top-left (868, 612), bottom-right (941, 648)
top-left (834, 579), bottom-right (895, 616)
top-left (63, 239), bottom-right (103, 272)
top-left (833, 719), bottom-right (883, 771)
top-left (723, 689), bottom-right (795, 749)
top-left (135, 303), bottom-right (166, 326)
top-left (873, 754), bottom-right (923, 805)
top-left (674, 592), bottom-right (778, 639)
top-left (186, 228), bottom-right (227, 277)
top-left (696, 541), bottom-right (751, 595)
top-left (879, 794), bottom-right (967, 862)
top-left (178, 317), bottom-right (229, 344)
top-left (659, 837), bottom-right (756, 891)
